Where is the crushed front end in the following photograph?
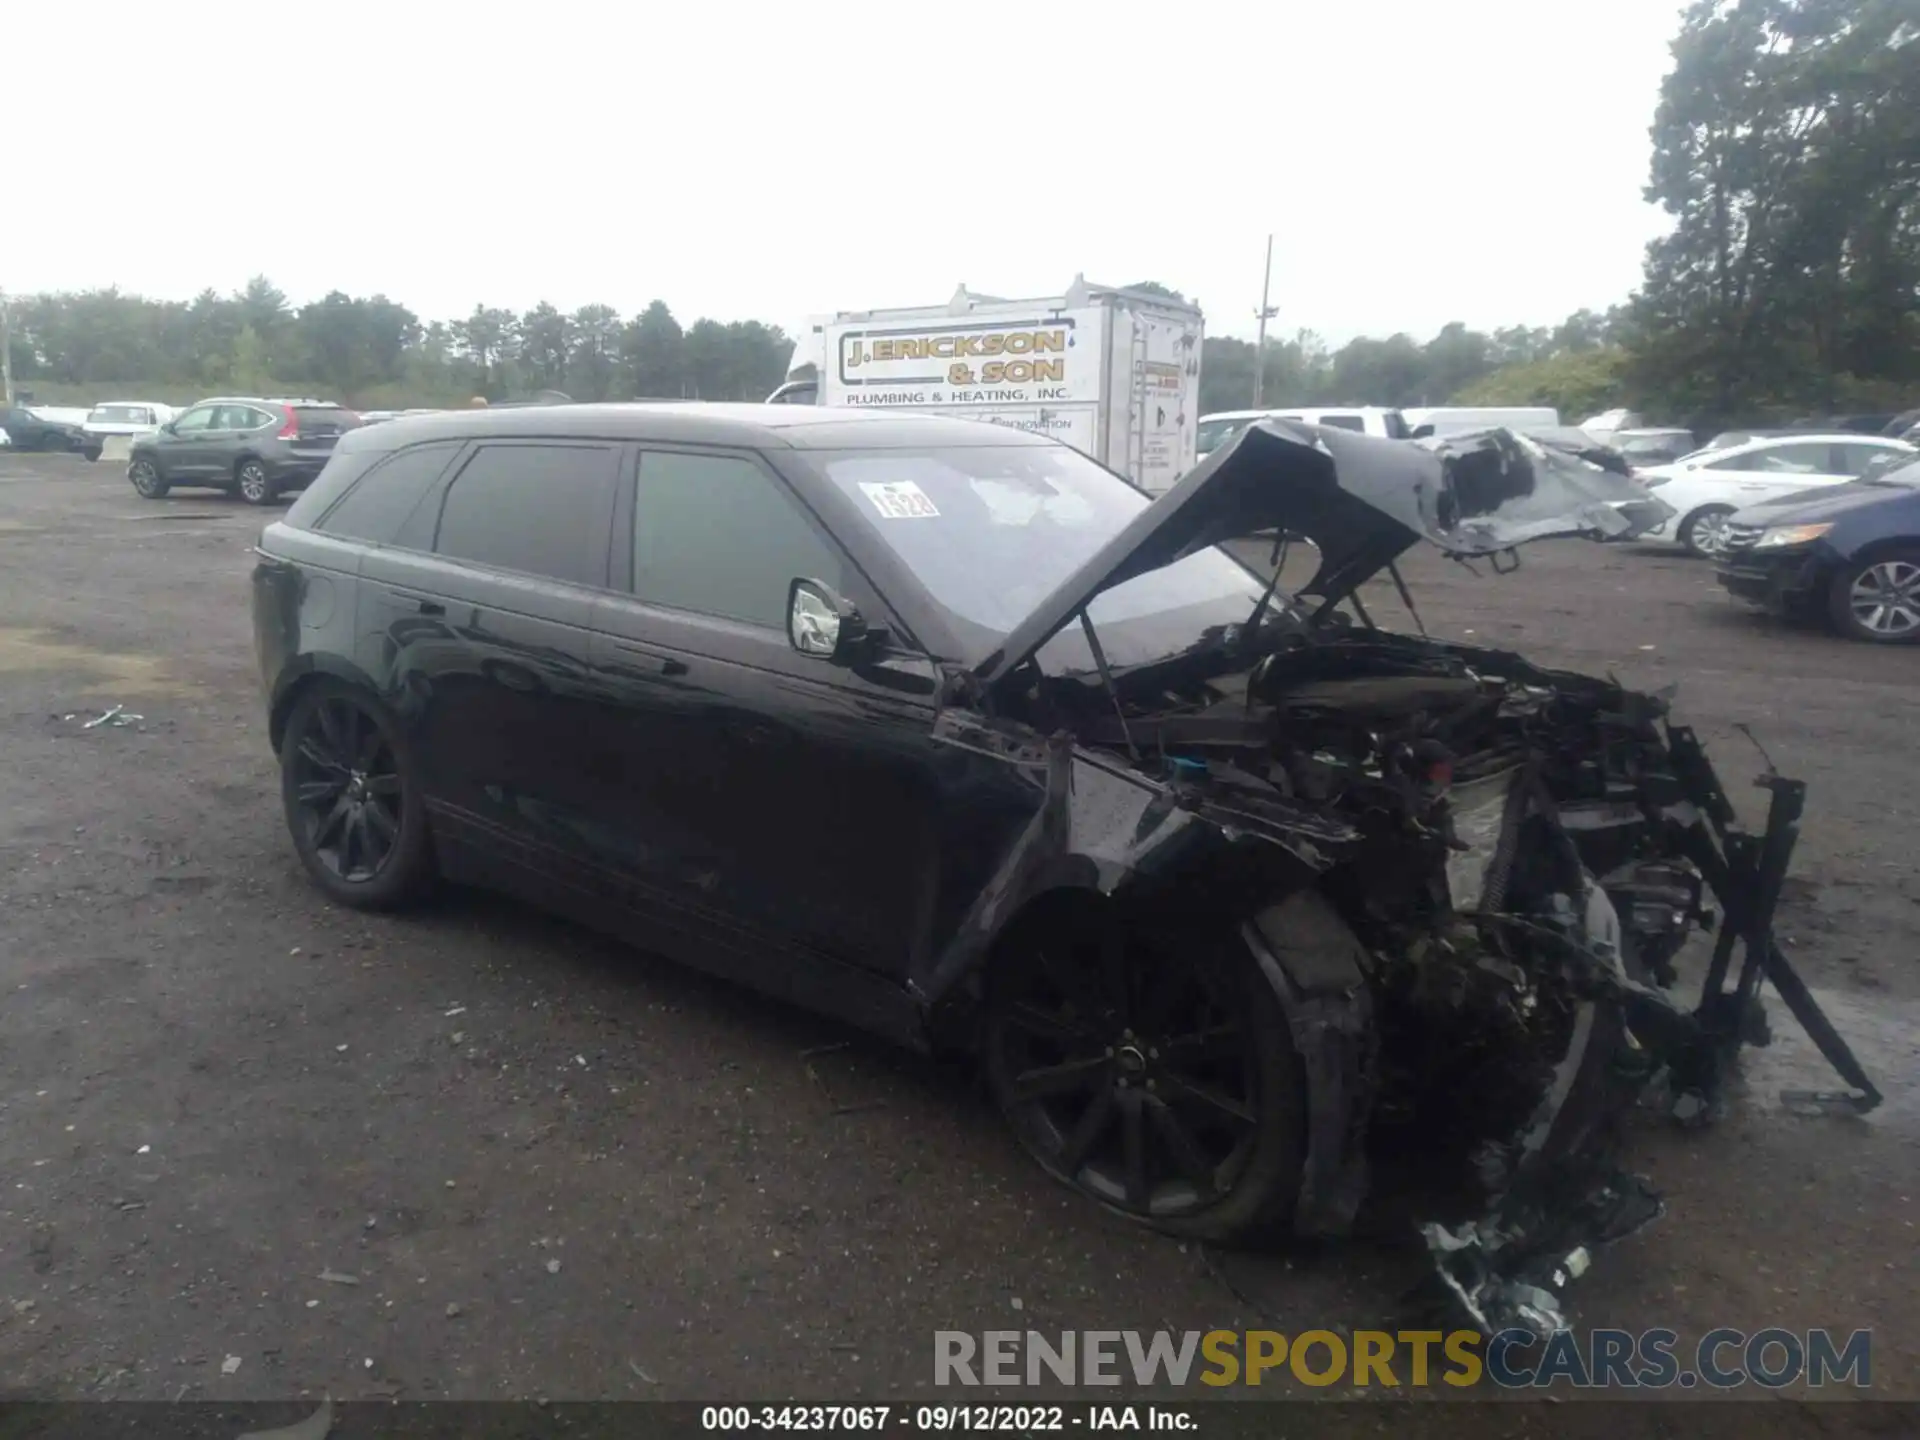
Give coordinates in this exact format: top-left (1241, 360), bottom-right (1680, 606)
top-left (931, 419), bottom-right (1877, 1336)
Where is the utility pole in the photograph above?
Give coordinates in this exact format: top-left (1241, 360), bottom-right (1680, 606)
top-left (1251, 234), bottom-right (1277, 408)
top-left (0, 289), bottom-right (13, 408)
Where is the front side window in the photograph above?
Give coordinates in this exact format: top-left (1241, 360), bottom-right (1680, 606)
top-left (171, 406), bottom-right (217, 433)
top-left (317, 441), bottom-right (465, 545)
top-left (432, 443), bottom-right (618, 587)
top-left (1840, 443), bottom-right (1907, 477)
top-left (630, 450), bottom-right (844, 629)
top-left (811, 442), bottom-right (1268, 669)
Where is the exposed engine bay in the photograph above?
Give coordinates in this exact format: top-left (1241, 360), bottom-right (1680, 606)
top-left (941, 614), bottom-right (1880, 1338)
top-left (926, 420), bottom-right (1880, 1339)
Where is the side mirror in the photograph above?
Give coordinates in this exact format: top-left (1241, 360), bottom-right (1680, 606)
top-left (788, 577), bottom-right (868, 664)
top-left (158, 421), bottom-right (176, 435)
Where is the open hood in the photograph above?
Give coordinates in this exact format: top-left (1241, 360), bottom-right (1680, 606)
top-left (973, 419), bottom-right (1667, 689)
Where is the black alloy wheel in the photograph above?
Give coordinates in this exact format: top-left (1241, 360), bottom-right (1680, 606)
top-left (128, 458), bottom-right (169, 499)
top-left (280, 683), bottom-right (433, 908)
top-left (236, 459), bottom-right (276, 505)
top-left (984, 919), bottom-right (1304, 1242)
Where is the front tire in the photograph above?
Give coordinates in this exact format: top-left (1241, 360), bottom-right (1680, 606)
top-left (128, 457), bottom-right (170, 499)
top-left (1679, 505), bottom-right (1735, 558)
top-left (983, 913), bottom-right (1305, 1243)
top-left (1828, 548), bottom-right (1920, 644)
top-left (237, 459), bottom-right (278, 505)
top-left (280, 681), bottom-right (435, 909)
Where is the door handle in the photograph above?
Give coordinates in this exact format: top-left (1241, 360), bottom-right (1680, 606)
top-left (384, 588), bottom-right (445, 616)
top-left (612, 640), bottom-right (688, 677)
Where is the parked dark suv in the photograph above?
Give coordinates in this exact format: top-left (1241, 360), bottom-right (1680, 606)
top-left (127, 397), bottom-right (361, 504)
top-left (248, 403), bottom-right (1856, 1332)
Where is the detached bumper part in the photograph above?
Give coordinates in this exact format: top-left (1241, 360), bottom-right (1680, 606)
top-left (1421, 1169), bottom-right (1664, 1340)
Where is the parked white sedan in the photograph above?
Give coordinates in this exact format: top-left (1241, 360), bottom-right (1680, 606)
top-left (1636, 433), bottom-right (1918, 556)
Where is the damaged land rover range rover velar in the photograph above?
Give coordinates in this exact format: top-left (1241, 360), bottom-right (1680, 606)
top-left (251, 404), bottom-right (1878, 1340)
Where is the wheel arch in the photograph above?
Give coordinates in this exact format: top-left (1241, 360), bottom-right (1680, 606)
top-left (1837, 532), bottom-right (1920, 568)
top-left (268, 655), bottom-right (385, 755)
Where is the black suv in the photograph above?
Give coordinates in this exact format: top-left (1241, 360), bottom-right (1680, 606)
top-left (127, 397), bottom-right (361, 505)
top-left (1, 405), bottom-right (99, 459)
top-left (245, 402), bottom-right (1843, 1328)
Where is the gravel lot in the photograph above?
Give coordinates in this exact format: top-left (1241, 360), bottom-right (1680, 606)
top-left (1, 451), bottom-right (1915, 1403)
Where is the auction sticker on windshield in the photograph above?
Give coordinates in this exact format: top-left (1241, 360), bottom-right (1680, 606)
top-left (860, 480), bottom-right (941, 519)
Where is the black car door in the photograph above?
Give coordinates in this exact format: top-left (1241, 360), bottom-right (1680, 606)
top-left (581, 445), bottom-right (949, 981)
top-left (353, 438), bottom-right (622, 880)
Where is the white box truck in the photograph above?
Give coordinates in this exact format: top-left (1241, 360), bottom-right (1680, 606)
top-left (769, 276), bottom-right (1205, 495)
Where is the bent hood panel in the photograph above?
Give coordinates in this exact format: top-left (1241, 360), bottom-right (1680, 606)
top-left (974, 420), bottom-right (1659, 688)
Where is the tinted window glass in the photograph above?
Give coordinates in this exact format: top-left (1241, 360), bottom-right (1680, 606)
top-left (433, 443), bottom-right (618, 586)
top-left (315, 441), bottom-right (464, 544)
top-left (1317, 415), bottom-right (1367, 432)
top-left (631, 450), bottom-right (843, 628)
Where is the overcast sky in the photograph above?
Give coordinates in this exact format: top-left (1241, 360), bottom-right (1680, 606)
top-left (12, 0), bottom-right (1687, 345)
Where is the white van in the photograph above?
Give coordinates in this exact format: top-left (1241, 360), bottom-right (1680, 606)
top-left (1402, 406), bottom-right (1559, 438)
top-left (1195, 406), bottom-right (1410, 462)
top-left (82, 401), bottom-right (176, 439)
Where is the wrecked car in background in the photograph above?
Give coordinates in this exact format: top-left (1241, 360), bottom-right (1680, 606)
top-left (253, 406), bottom-right (1876, 1343)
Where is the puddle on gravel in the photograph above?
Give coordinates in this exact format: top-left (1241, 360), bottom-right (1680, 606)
top-left (0, 627), bottom-right (196, 699)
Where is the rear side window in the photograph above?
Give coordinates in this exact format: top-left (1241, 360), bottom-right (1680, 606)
top-left (311, 441), bottom-right (464, 544)
top-left (1840, 443), bottom-right (1901, 476)
top-left (630, 450), bottom-right (844, 628)
top-left (211, 404), bottom-right (270, 429)
top-left (1709, 442), bottom-right (1832, 474)
top-left (1317, 414), bottom-right (1367, 432)
top-left (432, 442), bottom-right (619, 587)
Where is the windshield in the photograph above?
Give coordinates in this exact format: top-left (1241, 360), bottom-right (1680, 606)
top-left (1195, 418), bottom-right (1251, 456)
top-left (812, 443), bottom-right (1272, 671)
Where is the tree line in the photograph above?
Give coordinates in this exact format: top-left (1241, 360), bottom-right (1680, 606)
top-left (5, 1), bottom-right (1913, 431)
top-left (2, 281), bottom-right (796, 410)
top-left (2, 276), bottom-right (1634, 419)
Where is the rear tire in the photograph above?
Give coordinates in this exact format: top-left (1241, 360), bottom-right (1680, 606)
top-left (128, 457), bottom-right (170, 499)
top-left (982, 911), bottom-right (1306, 1244)
top-left (1827, 548), bottom-right (1920, 644)
top-left (1679, 505), bottom-right (1735, 558)
top-left (279, 681), bottom-right (435, 909)
top-left (237, 458), bottom-right (277, 505)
